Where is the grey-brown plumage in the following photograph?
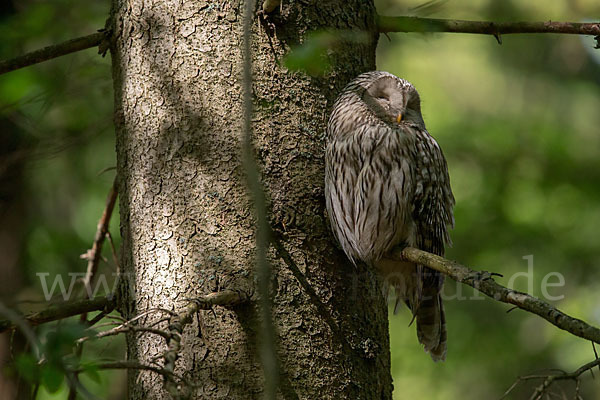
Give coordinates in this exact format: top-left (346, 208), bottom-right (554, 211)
top-left (325, 71), bottom-right (454, 361)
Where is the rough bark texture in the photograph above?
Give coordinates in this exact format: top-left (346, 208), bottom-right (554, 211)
top-left (111, 0), bottom-right (391, 398)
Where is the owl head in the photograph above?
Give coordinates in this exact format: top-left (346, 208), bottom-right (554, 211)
top-left (354, 71), bottom-right (425, 128)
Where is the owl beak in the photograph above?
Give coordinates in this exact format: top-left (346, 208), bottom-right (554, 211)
top-left (396, 113), bottom-right (403, 123)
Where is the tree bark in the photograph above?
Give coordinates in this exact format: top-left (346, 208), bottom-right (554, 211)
top-left (110, 0), bottom-right (390, 398)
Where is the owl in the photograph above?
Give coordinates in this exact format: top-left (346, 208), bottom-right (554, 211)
top-left (325, 71), bottom-right (455, 361)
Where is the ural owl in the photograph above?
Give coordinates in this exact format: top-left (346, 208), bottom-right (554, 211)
top-left (325, 71), bottom-right (455, 361)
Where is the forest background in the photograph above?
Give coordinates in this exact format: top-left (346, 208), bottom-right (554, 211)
top-left (1, 0), bottom-right (599, 398)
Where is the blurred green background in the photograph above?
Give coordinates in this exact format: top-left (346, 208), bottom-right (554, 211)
top-left (1, 0), bottom-right (599, 398)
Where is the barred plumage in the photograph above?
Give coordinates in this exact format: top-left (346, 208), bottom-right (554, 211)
top-left (325, 71), bottom-right (455, 361)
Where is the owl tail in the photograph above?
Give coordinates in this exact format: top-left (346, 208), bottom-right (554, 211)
top-left (415, 290), bottom-right (447, 362)
top-left (376, 258), bottom-right (447, 361)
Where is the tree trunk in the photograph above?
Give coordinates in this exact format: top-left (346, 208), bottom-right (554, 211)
top-left (110, 0), bottom-right (391, 398)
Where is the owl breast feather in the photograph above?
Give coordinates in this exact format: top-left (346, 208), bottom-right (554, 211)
top-left (325, 117), bottom-right (418, 264)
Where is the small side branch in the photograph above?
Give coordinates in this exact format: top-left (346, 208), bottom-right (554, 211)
top-left (163, 290), bottom-right (248, 396)
top-left (87, 361), bottom-right (185, 384)
top-left (377, 16), bottom-right (600, 44)
top-left (70, 179), bottom-right (117, 400)
top-left (80, 178), bottom-right (118, 293)
top-left (394, 247), bottom-right (600, 344)
top-left (0, 295), bottom-right (115, 333)
top-left (0, 30), bottom-right (108, 76)
top-left (502, 358), bottom-right (600, 400)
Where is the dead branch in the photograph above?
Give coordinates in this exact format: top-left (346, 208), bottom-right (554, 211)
top-left (71, 179), bottom-right (117, 400)
top-left (501, 358), bottom-right (600, 400)
top-left (84, 360), bottom-right (186, 385)
top-left (394, 247), bottom-right (600, 344)
top-left (0, 295), bottom-right (115, 333)
top-left (377, 16), bottom-right (600, 38)
top-left (0, 30), bottom-right (109, 76)
top-left (80, 177), bottom-right (118, 293)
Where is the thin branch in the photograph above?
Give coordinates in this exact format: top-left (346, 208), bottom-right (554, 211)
top-left (80, 177), bottom-right (118, 294)
top-left (0, 302), bottom-right (41, 359)
top-left (163, 290), bottom-right (249, 397)
top-left (270, 235), bottom-right (352, 355)
top-left (78, 325), bottom-right (171, 344)
top-left (82, 360), bottom-right (183, 384)
top-left (0, 295), bottom-right (115, 333)
top-left (70, 179), bottom-right (118, 400)
top-left (241, 0), bottom-right (279, 398)
top-left (88, 360), bottom-right (197, 395)
top-left (85, 307), bottom-right (113, 328)
top-left (567, 358), bottom-right (600, 380)
top-left (501, 358), bottom-right (600, 399)
top-left (0, 31), bottom-right (109, 76)
top-left (76, 305), bottom-right (174, 345)
top-left (377, 16), bottom-right (600, 46)
top-left (71, 180), bottom-right (117, 400)
top-left (394, 247), bottom-right (600, 344)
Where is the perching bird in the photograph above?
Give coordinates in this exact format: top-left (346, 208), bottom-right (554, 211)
top-left (325, 71), bottom-right (454, 361)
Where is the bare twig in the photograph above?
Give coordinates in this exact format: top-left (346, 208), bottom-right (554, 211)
top-left (77, 306), bottom-right (175, 346)
top-left (80, 360), bottom-right (185, 385)
top-left (241, 0), bottom-right (279, 398)
top-left (593, 342), bottom-right (600, 376)
top-left (394, 247), bottom-right (600, 344)
top-left (80, 177), bottom-right (118, 295)
top-left (0, 295), bottom-right (115, 333)
top-left (79, 325), bottom-right (171, 343)
top-left (85, 307), bottom-right (113, 328)
top-left (377, 16), bottom-right (600, 37)
top-left (378, 16), bottom-right (600, 47)
top-left (0, 31), bottom-right (109, 76)
top-left (0, 302), bottom-right (41, 359)
top-left (71, 178), bottom-right (118, 400)
top-left (501, 358), bottom-right (600, 399)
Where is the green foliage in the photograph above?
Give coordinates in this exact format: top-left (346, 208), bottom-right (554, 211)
top-left (14, 353), bottom-right (39, 383)
top-left (42, 323), bottom-right (87, 365)
top-left (283, 31), bottom-right (337, 76)
top-left (40, 365), bottom-right (63, 393)
top-left (11, 322), bottom-right (92, 395)
top-left (283, 30), bottom-right (369, 76)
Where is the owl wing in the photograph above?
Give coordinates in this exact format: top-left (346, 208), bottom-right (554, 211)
top-left (410, 125), bottom-right (454, 361)
top-left (411, 126), bottom-right (455, 259)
